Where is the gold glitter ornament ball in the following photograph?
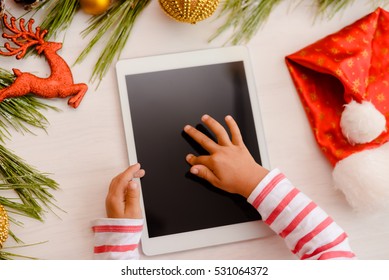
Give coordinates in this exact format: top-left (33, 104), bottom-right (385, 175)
top-left (159, 0), bottom-right (220, 24)
top-left (80, 0), bottom-right (111, 15)
top-left (0, 204), bottom-right (9, 248)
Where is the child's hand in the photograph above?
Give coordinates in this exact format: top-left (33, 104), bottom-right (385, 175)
top-left (105, 163), bottom-right (145, 219)
top-left (184, 115), bottom-right (269, 198)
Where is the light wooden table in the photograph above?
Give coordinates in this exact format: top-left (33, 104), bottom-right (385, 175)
top-left (2, 0), bottom-right (388, 260)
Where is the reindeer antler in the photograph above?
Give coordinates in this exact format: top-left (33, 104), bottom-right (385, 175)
top-left (0, 14), bottom-right (48, 59)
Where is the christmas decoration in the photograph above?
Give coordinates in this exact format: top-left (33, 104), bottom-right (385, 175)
top-left (285, 7), bottom-right (389, 211)
top-left (158, 0), bottom-right (220, 24)
top-left (25, 0), bottom-right (388, 83)
top-left (0, 69), bottom-right (58, 142)
top-left (37, 0), bottom-right (79, 39)
top-left (210, 0), bottom-right (378, 44)
top-left (0, 14), bottom-right (88, 108)
top-left (75, 0), bottom-right (151, 82)
top-left (80, 0), bottom-right (111, 15)
top-left (30, 0), bottom-right (151, 83)
top-left (209, 0), bottom-right (283, 44)
top-left (0, 204), bottom-right (8, 249)
top-left (0, 15), bottom-right (69, 257)
top-left (0, 67), bottom-right (60, 259)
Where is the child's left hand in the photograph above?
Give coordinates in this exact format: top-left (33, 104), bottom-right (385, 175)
top-left (105, 163), bottom-right (145, 219)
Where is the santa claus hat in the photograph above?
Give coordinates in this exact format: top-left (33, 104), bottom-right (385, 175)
top-left (285, 7), bottom-right (389, 211)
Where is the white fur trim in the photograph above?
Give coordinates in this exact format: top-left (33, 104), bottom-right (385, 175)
top-left (333, 141), bottom-right (389, 211)
top-left (340, 100), bottom-right (386, 145)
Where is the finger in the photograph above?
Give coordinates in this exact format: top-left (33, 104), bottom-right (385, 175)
top-left (125, 181), bottom-right (141, 201)
top-left (109, 164), bottom-right (142, 197)
top-left (190, 165), bottom-right (220, 187)
top-left (225, 115), bottom-right (243, 145)
top-left (108, 177), bottom-right (128, 198)
top-left (121, 163), bottom-right (142, 181)
top-left (134, 168), bottom-right (145, 179)
top-left (186, 153), bottom-right (210, 167)
top-left (201, 114), bottom-right (231, 146)
top-left (184, 124), bottom-right (218, 153)
top-left (106, 185), bottom-right (126, 218)
top-left (124, 181), bottom-right (142, 219)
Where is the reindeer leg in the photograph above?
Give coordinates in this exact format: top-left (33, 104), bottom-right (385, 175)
top-left (67, 83), bottom-right (88, 109)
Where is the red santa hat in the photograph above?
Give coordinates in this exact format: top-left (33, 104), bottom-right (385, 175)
top-left (285, 7), bottom-right (389, 211)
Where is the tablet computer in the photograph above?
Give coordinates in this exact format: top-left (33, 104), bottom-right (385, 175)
top-left (116, 46), bottom-right (273, 256)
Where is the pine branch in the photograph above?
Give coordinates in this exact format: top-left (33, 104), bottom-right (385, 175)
top-left (210, 0), bottom-right (284, 45)
top-left (0, 145), bottom-right (60, 221)
top-left (0, 68), bottom-right (60, 246)
top-left (37, 0), bottom-right (80, 39)
top-left (0, 242), bottom-right (46, 260)
top-left (75, 0), bottom-right (151, 83)
top-left (315, 0), bottom-right (355, 18)
top-left (211, 0), bottom-right (389, 45)
top-left (0, 250), bottom-right (38, 260)
top-left (0, 68), bottom-right (59, 142)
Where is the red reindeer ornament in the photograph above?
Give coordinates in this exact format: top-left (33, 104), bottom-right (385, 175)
top-left (0, 15), bottom-right (87, 108)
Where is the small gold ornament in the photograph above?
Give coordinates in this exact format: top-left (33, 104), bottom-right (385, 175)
top-left (0, 204), bottom-right (9, 249)
top-left (80, 0), bottom-right (111, 15)
top-left (159, 0), bottom-right (220, 24)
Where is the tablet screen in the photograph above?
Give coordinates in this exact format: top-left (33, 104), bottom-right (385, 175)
top-left (125, 61), bottom-right (262, 238)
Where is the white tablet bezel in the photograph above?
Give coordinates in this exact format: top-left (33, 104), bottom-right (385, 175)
top-left (116, 46), bottom-right (273, 256)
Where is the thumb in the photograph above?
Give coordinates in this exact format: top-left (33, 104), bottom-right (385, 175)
top-left (124, 180), bottom-right (142, 218)
top-left (190, 165), bottom-right (220, 187)
top-left (126, 181), bottom-right (140, 200)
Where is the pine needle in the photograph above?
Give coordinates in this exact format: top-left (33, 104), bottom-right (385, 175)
top-left (0, 250), bottom-right (38, 260)
top-left (75, 0), bottom-right (151, 83)
top-left (315, 0), bottom-right (357, 19)
top-left (210, 0), bottom-right (284, 45)
top-left (0, 68), bottom-right (59, 142)
top-left (0, 68), bottom-right (60, 247)
top-left (0, 241), bottom-right (47, 260)
top-left (0, 145), bottom-right (59, 221)
top-left (37, 0), bottom-right (79, 39)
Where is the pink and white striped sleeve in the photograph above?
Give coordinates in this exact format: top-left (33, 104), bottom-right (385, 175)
top-left (248, 169), bottom-right (356, 260)
top-left (91, 218), bottom-right (143, 260)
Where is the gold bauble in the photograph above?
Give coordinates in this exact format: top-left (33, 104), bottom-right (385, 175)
top-left (159, 0), bottom-right (220, 24)
top-left (80, 0), bottom-right (111, 16)
top-left (0, 204), bottom-right (9, 249)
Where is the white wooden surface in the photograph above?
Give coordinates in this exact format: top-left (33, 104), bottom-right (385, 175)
top-left (1, 0), bottom-right (389, 260)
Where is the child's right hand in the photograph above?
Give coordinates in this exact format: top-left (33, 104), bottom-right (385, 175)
top-left (184, 115), bottom-right (269, 198)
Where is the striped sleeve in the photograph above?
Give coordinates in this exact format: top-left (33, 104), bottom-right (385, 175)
top-left (248, 169), bottom-right (356, 260)
top-left (91, 218), bottom-right (143, 260)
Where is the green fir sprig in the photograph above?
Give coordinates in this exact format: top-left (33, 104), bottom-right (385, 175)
top-left (0, 68), bottom-right (60, 248)
top-left (0, 242), bottom-right (46, 260)
top-left (0, 145), bottom-right (59, 221)
top-left (210, 0), bottom-right (389, 45)
top-left (26, 0), bottom-right (389, 79)
top-left (75, 0), bottom-right (151, 83)
top-left (35, 0), bottom-right (80, 39)
top-left (28, 0), bottom-right (151, 83)
top-left (210, 0), bottom-right (284, 45)
top-left (316, 0), bottom-right (357, 18)
top-left (0, 249), bottom-right (37, 260)
top-left (0, 68), bottom-right (59, 142)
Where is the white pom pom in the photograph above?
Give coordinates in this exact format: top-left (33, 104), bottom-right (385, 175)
top-left (333, 141), bottom-right (389, 211)
top-left (340, 100), bottom-right (386, 145)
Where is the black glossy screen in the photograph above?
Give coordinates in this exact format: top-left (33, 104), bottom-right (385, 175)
top-left (125, 61), bottom-right (262, 238)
